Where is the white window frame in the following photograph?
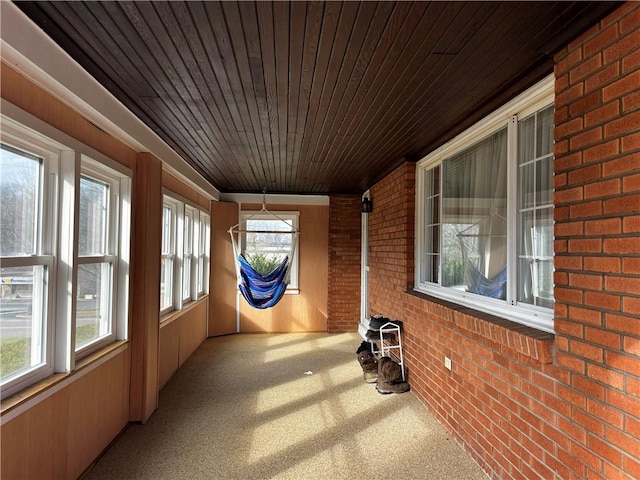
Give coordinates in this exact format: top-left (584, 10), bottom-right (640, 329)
top-left (161, 196), bottom-right (179, 316)
top-left (161, 194), bottom-right (210, 320)
top-left (74, 157), bottom-right (130, 360)
top-left (415, 75), bottom-right (555, 333)
top-left (197, 211), bottom-right (210, 297)
top-left (239, 210), bottom-right (299, 292)
top-left (182, 205), bottom-right (197, 303)
top-left (0, 133), bottom-right (58, 399)
top-left (361, 193), bottom-right (370, 322)
top-left (0, 114), bottom-right (131, 399)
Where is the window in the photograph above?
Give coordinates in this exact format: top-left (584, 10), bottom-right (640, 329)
top-left (75, 159), bottom-right (130, 358)
top-left (160, 201), bottom-right (176, 313)
top-left (197, 211), bottom-right (210, 296)
top-left (416, 77), bottom-right (554, 332)
top-left (518, 107), bottom-right (554, 309)
top-left (0, 144), bottom-right (54, 396)
top-left (0, 117), bottom-right (131, 399)
top-left (160, 195), bottom-right (210, 318)
top-left (239, 211), bottom-right (299, 290)
top-left (182, 206), bottom-right (196, 302)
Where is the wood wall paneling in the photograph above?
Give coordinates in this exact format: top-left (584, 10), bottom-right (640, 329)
top-left (0, 351), bottom-right (130, 479)
top-left (158, 320), bottom-right (180, 389)
top-left (0, 63), bottom-right (137, 170)
top-left (162, 170), bottom-right (211, 210)
top-left (158, 299), bottom-right (208, 389)
top-left (129, 153), bottom-right (162, 423)
top-left (179, 301), bottom-right (208, 366)
top-left (238, 204), bottom-right (329, 333)
top-left (209, 201), bottom-right (240, 336)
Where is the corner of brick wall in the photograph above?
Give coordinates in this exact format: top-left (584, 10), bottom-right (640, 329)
top-left (554, 2), bottom-right (640, 478)
top-left (368, 162), bottom-right (415, 320)
top-left (327, 195), bottom-right (362, 332)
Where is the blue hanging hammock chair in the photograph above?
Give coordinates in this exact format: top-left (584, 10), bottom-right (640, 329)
top-left (465, 262), bottom-right (507, 299)
top-left (229, 203), bottom-right (299, 309)
top-left (237, 254), bottom-right (290, 309)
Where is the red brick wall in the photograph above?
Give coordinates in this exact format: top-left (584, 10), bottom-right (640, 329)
top-left (363, 4), bottom-right (640, 479)
top-left (553, 3), bottom-right (640, 478)
top-left (327, 195), bottom-right (361, 332)
top-left (368, 162), bottom-right (415, 320)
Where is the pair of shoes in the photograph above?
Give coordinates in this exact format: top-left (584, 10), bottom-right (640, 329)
top-left (365, 329), bottom-right (395, 341)
top-left (368, 314), bottom-right (390, 330)
top-left (368, 315), bottom-right (403, 331)
top-left (375, 356), bottom-right (410, 394)
top-left (356, 343), bottom-right (378, 383)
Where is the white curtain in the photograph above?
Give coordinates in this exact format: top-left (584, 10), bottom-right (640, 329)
top-left (441, 127), bottom-right (508, 297)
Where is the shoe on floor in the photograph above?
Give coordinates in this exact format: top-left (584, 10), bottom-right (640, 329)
top-left (376, 380), bottom-right (410, 395)
top-left (357, 349), bottom-right (378, 383)
top-left (377, 356), bottom-right (403, 383)
top-left (376, 356), bottom-right (408, 393)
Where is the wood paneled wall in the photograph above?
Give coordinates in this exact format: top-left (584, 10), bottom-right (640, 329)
top-left (237, 204), bottom-right (329, 333)
top-left (1, 62), bottom-right (211, 477)
top-left (1, 350), bottom-right (131, 479)
top-left (162, 170), bottom-right (210, 210)
top-left (209, 201), bottom-right (240, 336)
top-left (209, 202), bottom-right (329, 334)
top-left (130, 153), bottom-right (162, 423)
top-left (0, 63), bottom-right (137, 170)
top-left (159, 300), bottom-right (208, 388)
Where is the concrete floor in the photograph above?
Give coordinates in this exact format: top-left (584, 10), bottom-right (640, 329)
top-left (85, 332), bottom-right (488, 480)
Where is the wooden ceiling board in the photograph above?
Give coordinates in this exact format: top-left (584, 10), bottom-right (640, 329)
top-left (111, 1), bottom-right (235, 183)
top-left (323, 3), bottom-right (473, 187)
top-left (310, 2), bottom-right (433, 189)
top-left (14, 1), bottom-right (622, 194)
top-left (299, 2), bottom-right (368, 163)
top-left (307, 2), bottom-right (412, 184)
top-left (360, 2), bottom-right (552, 175)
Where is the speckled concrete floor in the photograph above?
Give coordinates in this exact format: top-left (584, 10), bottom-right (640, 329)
top-left (85, 333), bottom-right (488, 480)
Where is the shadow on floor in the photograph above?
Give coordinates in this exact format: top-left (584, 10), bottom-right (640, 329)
top-left (85, 332), bottom-right (488, 480)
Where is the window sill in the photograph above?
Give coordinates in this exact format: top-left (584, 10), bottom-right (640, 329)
top-left (406, 289), bottom-right (554, 364)
top-left (1, 340), bottom-right (129, 421)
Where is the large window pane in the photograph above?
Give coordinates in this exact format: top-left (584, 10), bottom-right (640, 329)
top-left (518, 105), bottom-right (554, 308)
top-left (0, 146), bottom-right (40, 257)
top-left (416, 83), bottom-right (555, 331)
top-left (244, 219), bottom-right (293, 275)
top-left (421, 167), bottom-right (440, 284)
top-left (441, 128), bottom-right (508, 299)
top-left (160, 203), bottom-right (175, 312)
top-left (0, 265), bottom-right (46, 381)
top-left (77, 173), bottom-right (113, 352)
top-left (76, 262), bottom-right (112, 349)
top-left (536, 106), bottom-right (554, 157)
top-left (160, 258), bottom-right (173, 310)
top-left (79, 176), bottom-right (108, 256)
top-left (161, 206), bottom-right (172, 254)
top-left (182, 211), bottom-right (193, 300)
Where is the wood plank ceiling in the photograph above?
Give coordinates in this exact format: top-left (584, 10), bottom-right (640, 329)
top-left (16, 1), bottom-right (619, 194)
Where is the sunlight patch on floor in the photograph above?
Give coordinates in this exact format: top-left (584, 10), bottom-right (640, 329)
top-left (254, 375), bottom-right (326, 413)
top-left (247, 402), bottom-right (333, 462)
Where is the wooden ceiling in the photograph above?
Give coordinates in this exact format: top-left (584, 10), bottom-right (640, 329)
top-left (16, 1), bottom-right (619, 194)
